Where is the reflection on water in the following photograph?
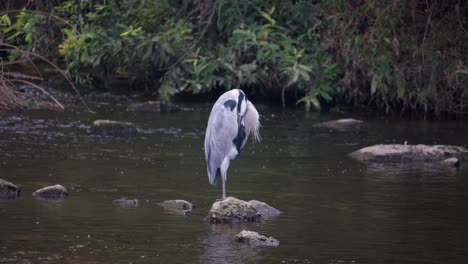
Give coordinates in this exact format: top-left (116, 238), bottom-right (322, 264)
top-left (0, 104), bottom-right (468, 263)
top-left (200, 225), bottom-right (265, 264)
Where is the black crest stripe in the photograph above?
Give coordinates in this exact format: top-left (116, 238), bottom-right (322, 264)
top-left (223, 99), bottom-right (236, 111)
top-left (237, 90), bottom-right (244, 113)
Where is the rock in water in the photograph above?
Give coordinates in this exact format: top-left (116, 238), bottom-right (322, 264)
top-left (349, 144), bottom-right (468, 164)
top-left (33, 184), bottom-right (68, 199)
top-left (113, 197), bottom-right (139, 207)
top-left (235, 230), bottom-right (279, 247)
top-left (91, 120), bottom-right (137, 136)
top-left (313, 118), bottom-right (364, 131)
top-left (0, 179), bottom-right (21, 198)
top-left (248, 200), bottom-right (282, 217)
top-left (206, 197), bottom-right (262, 223)
top-left (441, 157), bottom-right (461, 168)
top-left (127, 101), bottom-right (183, 113)
top-left (158, 200), bottom-right (193, 215)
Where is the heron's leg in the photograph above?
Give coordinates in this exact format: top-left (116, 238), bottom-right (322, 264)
top-left (222, 176), bottom-right (226, 200)
top-left (220, 157), bottom-right (230, 200)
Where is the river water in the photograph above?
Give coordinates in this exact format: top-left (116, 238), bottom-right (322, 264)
top-left (0, 102), bottom-right (468, 263)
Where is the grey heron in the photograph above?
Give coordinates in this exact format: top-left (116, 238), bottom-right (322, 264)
top-left (204, 89), bottom-right (261, 200)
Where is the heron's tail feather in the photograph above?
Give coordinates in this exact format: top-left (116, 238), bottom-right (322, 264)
top-left (208, 167), bottom-right (220, 186)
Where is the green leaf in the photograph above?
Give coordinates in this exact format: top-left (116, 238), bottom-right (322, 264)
top-left (296, 96), bottom-right (311, 112)
top-left (397, 77), bottom-right (406, 98)
top-left (310, 96), bottom-right (321, 112)
top-left (260, 11), bottom-right (276, 26)
top-left (80, 49), bottom-right (88, 62)
top-left (25, 32), bottom-right (33, 43)
top-left (371, 75), bottom-right (380, 95)
top-left (319, 90), bottom-right (333, 102)
top-left (1, 14), bottom-right (11, 26)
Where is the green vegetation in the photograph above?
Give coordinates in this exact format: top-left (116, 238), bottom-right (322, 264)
top-left (0, 0), bottom-right (466, 114)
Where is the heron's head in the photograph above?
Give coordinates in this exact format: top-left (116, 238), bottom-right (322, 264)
top-left (244, 100), bottom-right (261, 143)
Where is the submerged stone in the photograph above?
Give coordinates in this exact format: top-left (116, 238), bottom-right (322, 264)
top-left (0, 179), bottom-right (21, 198)
top-left (91, 119), bottom-right (137, 136)
top-left (349, 144), bottom-right (468, 164)
top-left (158, 200), bottom-right (193, 215)
top-left (112, 197), bottom-right (139, 207)
top-left (235, 230), bottom-right (279, 247)
top-left (248, 200), bottom-right (282, 217)
top-left (33, 184), bottom-right (68, 199)
top-left (127, 101), bottom-right (184, 113)
top-left (206, 197), bottom-right (262, 224)
top-left (313, 118), bottom-right (364, 131)
top-left (441, 157), bottom-right (460, 168)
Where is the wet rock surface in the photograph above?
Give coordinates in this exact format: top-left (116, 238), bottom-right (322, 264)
top-left (33, 184), bottom-right (68, 199)
top-left (313, 118), bottom-right (364, 131)
top-left (349, 144), bottom-right (468, 164)
top-left (112, 197), bottom-right (139, 206)
top-left (235, 230), bottom-right (280, 247)
top-left (248, 200), bottom-right (282, 217)
top-left (127, 101), bottom-right (185, 113)
top-left (158, 200), bottom-right (193, 215)
top-left (0, 179), bottom-right (21, 198)
top-left (441, 157), bottom-right (461, 168)
top-left (91, 120), bottom-right (138, 137)
top-left (83, 92), bottom-right (135, 105)
top-left (206, 197), bottom-right (264, 223)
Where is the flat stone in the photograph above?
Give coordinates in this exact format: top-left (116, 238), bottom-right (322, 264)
top-left (112, 197), bottom-right (139, 206)
top-left (33, 184), bottom-right (68, 199)
top-left (235, 230), bottom-right (279, 247)
top-left (127, 101), bottom-right (184, 113)
top-left (349, 144), bottom-right (468, 164)
top-left (158, 200), bottom-right (193, 215)
top-left (0, 179), bottom-right (21, 198)
top-left (248, 200), bottom-right (282, 217)
top-left (206, 197), bottom-right (261, 224)
top-left (313, 118), bottom-right (364, 131)
top-left (91, 119), bottom-right (137, 136)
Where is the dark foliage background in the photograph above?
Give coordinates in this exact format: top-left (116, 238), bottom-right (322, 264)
top-left (1, 0), bottom-right (466, 114)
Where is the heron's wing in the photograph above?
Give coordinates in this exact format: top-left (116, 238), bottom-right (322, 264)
top-left (204, 101), bottom-right (239, 185)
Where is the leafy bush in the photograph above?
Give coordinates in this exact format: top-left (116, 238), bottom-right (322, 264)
top-left (1, 0), bottom-right (466, 114)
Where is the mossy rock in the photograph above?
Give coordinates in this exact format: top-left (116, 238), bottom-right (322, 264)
top-left (235, 230), bottom-right (279, 247)
top-left (126, 101), bottom-right (183, 113)
top-left (206, 197), bottom-right (261, 224)
top-left (91, 119), bottom-right (137, 137)
top-left (33, 184), bottom-right (68, 199)
top-left (349, 144), bottom-right (468, 164)
top-left (0, 179), bottom-right (21, 198)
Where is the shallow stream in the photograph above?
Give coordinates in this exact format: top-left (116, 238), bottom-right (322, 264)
top-left (1, 102), bottom-right (468, 263)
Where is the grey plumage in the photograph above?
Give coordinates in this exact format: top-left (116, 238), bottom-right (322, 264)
top-left (204, 89), bottom-right (260, 200)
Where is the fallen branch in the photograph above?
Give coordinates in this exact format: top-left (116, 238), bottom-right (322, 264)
top-left (0, 42), bottom-right (93, 112)
top-left (9, 79), bottom-right (65, 110)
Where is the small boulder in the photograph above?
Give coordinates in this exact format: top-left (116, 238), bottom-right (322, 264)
top-left (33, 184), bottom-right (68, 199)
top-left (235, 230), bottom-right (279, 247)
top-left (313, 118), bottom-right (364, 131)
top-left (91, 119), bottom-right (137, 136)
top-left (0, 179), bottom-right (21, 198)
top-left (206, 197), bottom-right (261, 224)
top-left (441, 157), bottom-right (460, 168)
top-left (248, 200), bottom-right (282, 217)
top-left (158, 200), bottom-right (193, 215)
top-left (349, 144), bottom-right (468, 164)
top-left (127, 101), bottom-right (183, 113)
top-left (112, 197), bottom-right (139, 207)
